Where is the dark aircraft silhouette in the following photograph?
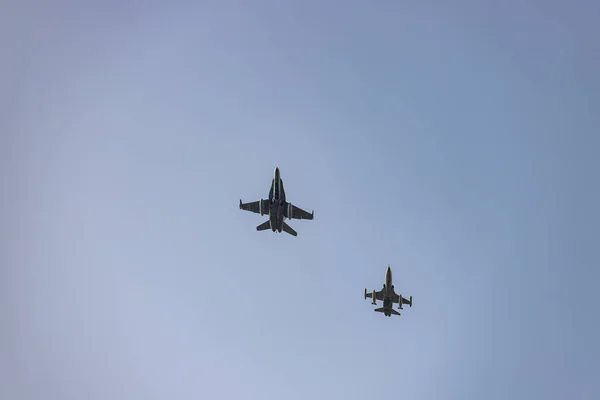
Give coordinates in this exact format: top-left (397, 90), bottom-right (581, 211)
top-left (365, 266), bottom-right (413, 317)
top-left (239, 167), bottom-right (314, 236)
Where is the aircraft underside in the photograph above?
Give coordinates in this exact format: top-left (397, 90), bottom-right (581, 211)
top-left (364, 266), bottom-right (413, 318)
top-left (239, 169), bottom-right (313, 237)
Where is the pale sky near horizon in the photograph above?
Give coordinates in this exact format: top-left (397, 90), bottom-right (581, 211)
top-left (2, 1), bottom-right (599, 399)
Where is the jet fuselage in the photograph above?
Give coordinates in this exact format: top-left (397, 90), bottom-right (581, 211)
top-left (381, 266), bottom-right (395, 316)
top-left (268, 167), bottom-right (287, 233)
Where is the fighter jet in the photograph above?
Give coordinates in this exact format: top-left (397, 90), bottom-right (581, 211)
top-left (364, 265), bottom-right (413, 317)
top-left (239, 167), bottom-right (314, 236)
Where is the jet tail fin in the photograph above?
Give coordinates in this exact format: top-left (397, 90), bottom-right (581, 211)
top-left (282, 222), bottom-right (297, 236)
top-left (374, 308), bottom-right (401, 316)
top-left (256, 220), bottom-right (271, 231)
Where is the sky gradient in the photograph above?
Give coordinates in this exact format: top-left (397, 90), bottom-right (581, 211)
top-left (2, 1), bottom-right (599, 399)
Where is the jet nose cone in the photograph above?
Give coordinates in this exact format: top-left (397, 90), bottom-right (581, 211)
top-left (274, 167), bottom-right (280, 179)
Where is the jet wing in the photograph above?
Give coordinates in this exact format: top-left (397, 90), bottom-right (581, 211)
top-left (392, 293), bottom-right (412, 306)
top-left (287, 204), bottom-right (314, 220)
top-left (239, 200), bottom-right (263, 214)
top-left (365, 289), bottom-right (385, 301)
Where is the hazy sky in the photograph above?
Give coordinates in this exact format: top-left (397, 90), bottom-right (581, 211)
top-left (2, 1), bottom-right (599, 399)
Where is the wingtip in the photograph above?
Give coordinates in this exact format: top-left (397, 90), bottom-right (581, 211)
top-left (239, 199), bottom-right (242, 209)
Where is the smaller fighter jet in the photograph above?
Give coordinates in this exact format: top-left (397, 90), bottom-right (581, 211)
top-left (364, 265), bottom-right (413, 317)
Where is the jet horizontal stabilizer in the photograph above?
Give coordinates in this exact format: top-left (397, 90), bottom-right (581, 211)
top-left (256, 220), bottom-right (271, 231)
top-left (282, 222), bottom-right (297, 236)
top-left (374, 308), bottom-right (401, 316)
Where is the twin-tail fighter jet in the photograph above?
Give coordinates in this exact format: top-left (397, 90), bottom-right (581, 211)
top-left (239, 167), bottom-right (314, 237)
top-left (365, 265), bottom-right (413, 317)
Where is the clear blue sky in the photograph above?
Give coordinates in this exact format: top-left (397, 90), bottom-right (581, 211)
top-left (2, 1), bottom-right (599, 399)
